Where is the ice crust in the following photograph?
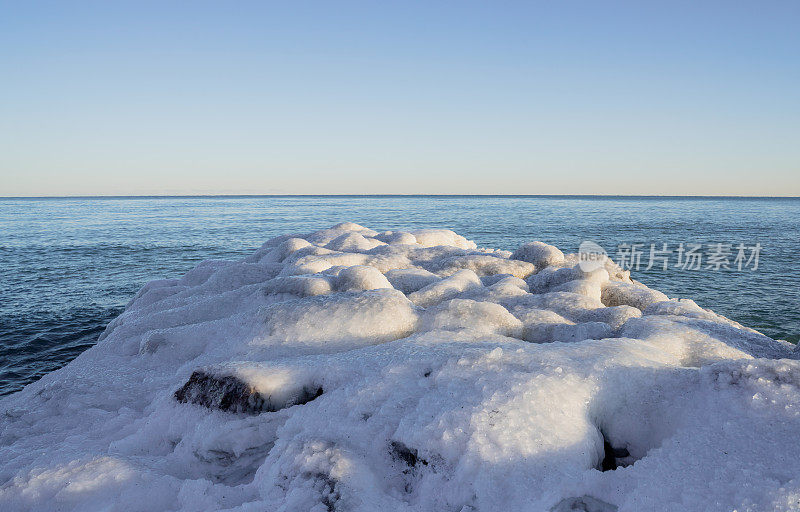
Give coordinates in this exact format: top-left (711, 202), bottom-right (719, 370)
top-left (1, 223), bottom-right (799, 512)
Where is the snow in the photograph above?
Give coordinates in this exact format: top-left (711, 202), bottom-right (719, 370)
top-left (1, 223), bottom-right (798, 512)
top-left (407, 269), bottom-right (483, 307)
top-left (511, 240), bottom-right (566, 268)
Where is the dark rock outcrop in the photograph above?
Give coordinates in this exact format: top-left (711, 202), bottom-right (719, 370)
top-left (175, 370), bottom-right (323, 415)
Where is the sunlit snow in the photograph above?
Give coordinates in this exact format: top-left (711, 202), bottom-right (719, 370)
top-left (1, 223), bottom-right (799, 511)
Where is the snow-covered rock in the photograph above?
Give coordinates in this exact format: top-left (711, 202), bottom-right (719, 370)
top-left (1, 223), bottom-right (797, 512)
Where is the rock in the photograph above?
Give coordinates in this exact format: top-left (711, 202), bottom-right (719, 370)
top-left (175, 370), bottom-right (323, 415)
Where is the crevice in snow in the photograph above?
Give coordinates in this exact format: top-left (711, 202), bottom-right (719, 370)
top-left (192, 442), bottom-right (273, 485)
top-left (388, 440), bottom-right (433, 497)
top-left (550, 495), bottom-right (618, 511)
top-left (598, 430), bottom-right (634, 471)
top-left (300, 471), bottom-right (341, 512)
top-left (389, 441), bottom-right (428, 469)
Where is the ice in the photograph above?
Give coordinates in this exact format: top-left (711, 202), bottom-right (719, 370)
top-left (511, 241), bottom-right (566, 268)
top-left (410, 229), bottom-right (476, 250)
top-left (418, 299), bottom-right (523, 337)
top-left (1, 223), bottom-right (798, 512)
top-left (601, 281), bottom-right (669, 310)
top-left (258, 289), bottom-right (418, 348)
top-left (432, 254), bottom-right (536, 279)
top-left (528, 265), bottom-right (610, 294)
top-left (326, 232), bottom-right (387, 252)
top-left (549, 321), bottom-right (614, 343)
top-left (577, 305), bottom-right (642, 332)
top-left (384, 268), bottom-right (441, 294)
top-left (334, 265), bottom-right (394, 292)
top-left (374, 231), bottom-right (418, 245)
top-left (407, 268), bottom-right (482, 307)
top-left (267, 275), bottom-right (334, 297)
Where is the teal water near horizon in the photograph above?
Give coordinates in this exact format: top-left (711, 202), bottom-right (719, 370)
top-left (1, 195), bottom-right (798, 396)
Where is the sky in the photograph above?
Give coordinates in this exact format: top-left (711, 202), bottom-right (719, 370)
top-left (1, 1), bottom-right (798, 196)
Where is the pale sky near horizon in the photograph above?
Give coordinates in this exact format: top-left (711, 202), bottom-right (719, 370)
top-left (1, 1), bottom-right (798, 197)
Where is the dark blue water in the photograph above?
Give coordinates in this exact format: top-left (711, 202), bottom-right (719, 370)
top-left (2, 196), bottom-right (798, 396)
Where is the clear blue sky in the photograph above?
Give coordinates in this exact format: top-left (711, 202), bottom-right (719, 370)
top-left (1, 1), bottom-right (798, 196)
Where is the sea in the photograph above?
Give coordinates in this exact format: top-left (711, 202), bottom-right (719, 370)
top-left (1, 195), bottom-right (798, 396)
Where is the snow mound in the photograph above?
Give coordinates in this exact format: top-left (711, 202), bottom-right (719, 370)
top-left (1, 223), bottom-right (797, 512)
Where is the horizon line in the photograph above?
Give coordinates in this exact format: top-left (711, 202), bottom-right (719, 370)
top-left (2, 193), bottom-right (800, 200)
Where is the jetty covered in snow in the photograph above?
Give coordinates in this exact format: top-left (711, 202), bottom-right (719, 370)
top-left (1, 223), bottom-right (798, 511)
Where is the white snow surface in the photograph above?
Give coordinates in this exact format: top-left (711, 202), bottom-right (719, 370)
top-left (2, 223), bottom-right (799, 512)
